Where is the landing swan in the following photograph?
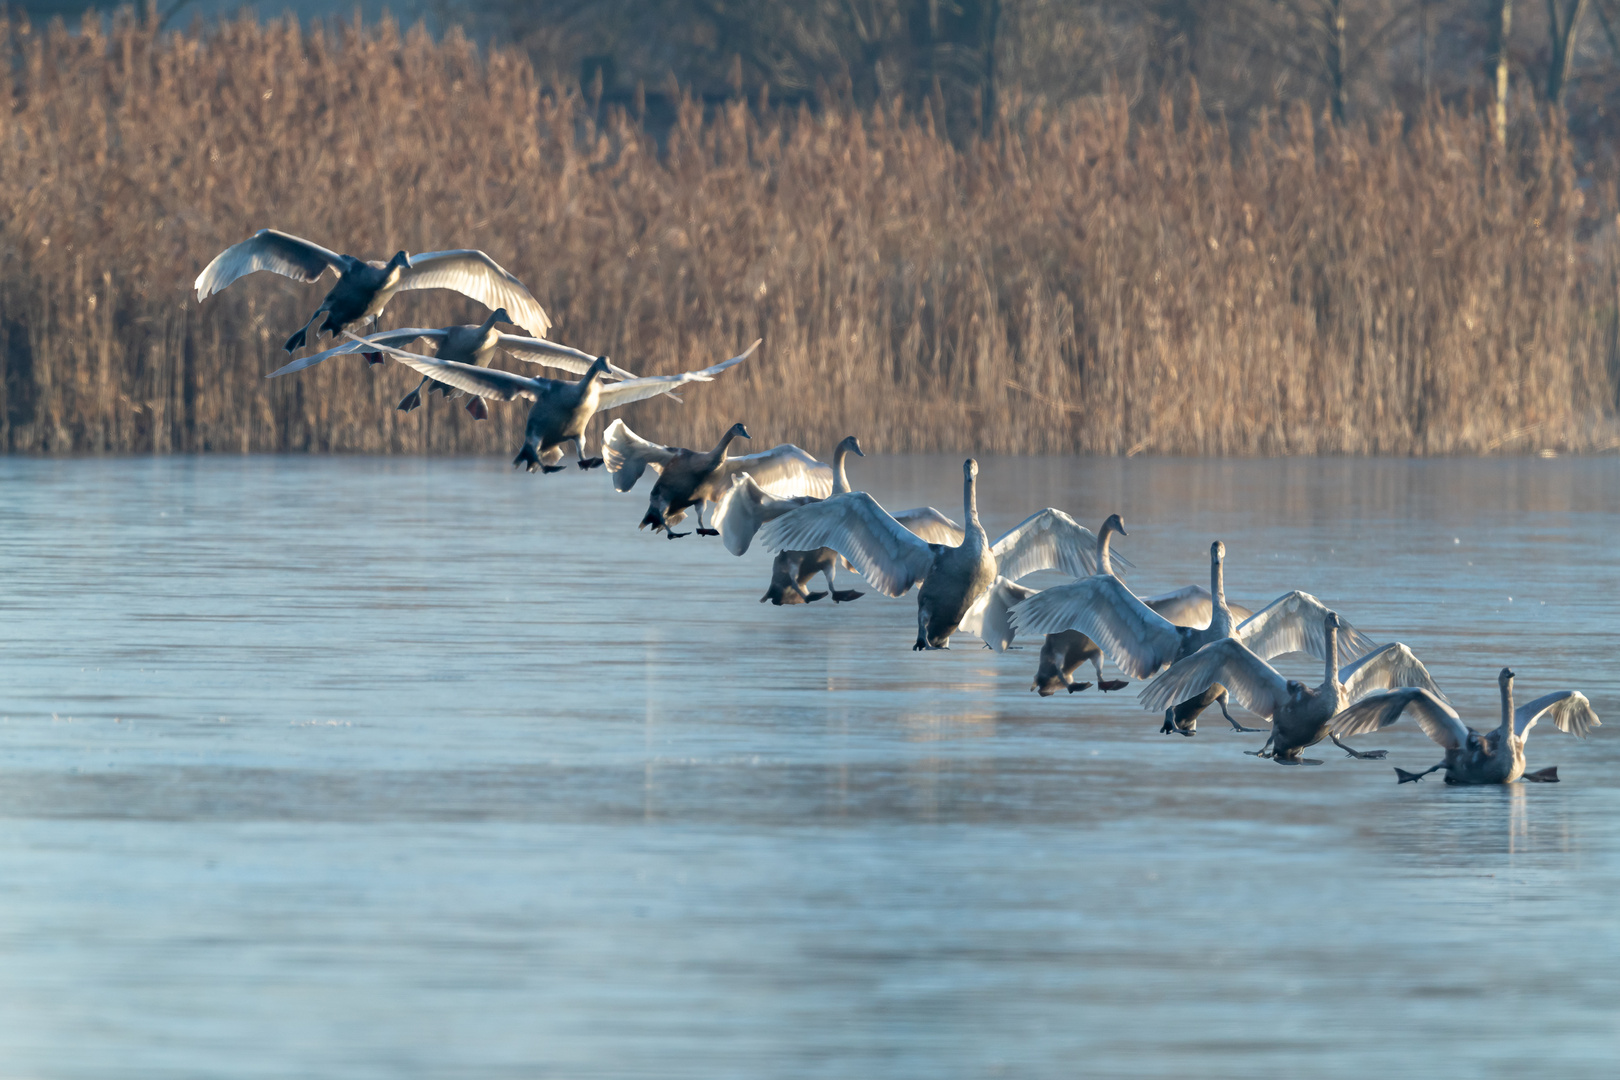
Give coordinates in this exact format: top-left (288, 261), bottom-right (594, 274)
top-left (1139, 611), bottom-right (1447, 764)
top-left (758, 460), bottom-right (1110, 650)
top-left (1012, 523), bottom-right (1378, 680)
top-left (715, 436), bottom-right (963, 604)
top-left (1329, 667), bottom-right (1599, 784)
top-left (268, 312), bottom-right (638, 420)
top-left (195, 229), bottom-right (551, 350)
top-left (603, 420), bottom-right (832, 538)
top-left (358, 335), bottom-right (757, 472)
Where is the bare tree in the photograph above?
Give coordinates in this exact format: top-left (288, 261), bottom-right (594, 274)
top-left (1546, 0), bottom-right (1590, 104)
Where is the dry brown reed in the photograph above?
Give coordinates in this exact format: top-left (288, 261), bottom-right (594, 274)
top-left (1, 8), bottom-right (1616, 457)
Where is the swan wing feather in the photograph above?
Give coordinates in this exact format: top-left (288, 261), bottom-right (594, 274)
top-left (1328, 688), bottom-right (1466, 749)
top-left (396, 249), bottom-right (551, 337)
top-left (892, 507), bottom-right (965, 546)
top-left (757, 492), bottom-right (935, 597)
top-left (350, 333), bottom-right (540, 400)
top-left (595, 339), bottom-right (760, 411)
top-left (713, 473), bottom-right (819, 556)
top-left (1515, 691), bottom-right (1601, 739)
top-left (1137, 638), bottom-right (1290, 716)
top-left (194, 229), bottom-right (345, 300)
top-left (266, 328), bottom-right (442, 377)
top-left (715, 445), bottom-right (833, 500)
top-left (1009, 576), bottom-right (1181, 679)
top-left (960, 578), bottom-right (1039, 652)
top-left (1234, 591), bottom-right (1378, 664)
top-left (1338, 642), bottom-right (1449, 704)
top-left (602, 418), bottom-right (678, 492)
top-left (990, 508), bottom-right (1101, 581)
top-left (498, 335), bottom-right (638, 380)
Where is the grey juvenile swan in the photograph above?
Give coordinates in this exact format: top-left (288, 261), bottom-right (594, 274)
top-left (1329, 667), bottom-right (1599, 784)
top-left (359, 336), bottom-right (758, 472)
top-left (757, 459), bottom-right (1111, 650)
top-left (604, 420), bottom-right (833, 538)
top-left (1012, 523), bottom-right (1378, 680)
top-left (715, 436), bottom-right (963, 604)
top-left (1139, 611), bottom-right (1447, 764)
top-left (268, 312), bottom-right (638, 419)
top-left (195, 229), bottom-right (551, 351)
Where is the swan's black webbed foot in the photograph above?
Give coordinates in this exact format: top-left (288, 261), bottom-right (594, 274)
top-left (577, 457), bottom-right (604, 469)
top-left (664, 529), bottom-right (690, 539)
top-left (465, 398), bottom-right (489, 421)
top-left (362, 351), bottom-right (385, 367)
top-left (1330, 734), bottom-right (1387, 759)
top-left (1097, 679), bottom-right (1130, 692)
top-left (1520, 766), bottom-right (1560, 783)
top-left (1394, 765), bottom-right (1442, 783)
top-left (912, 639), bottom-right (927, 651)
top-left (803, 590), bottom-right (828, 603)
top-left (284, 327), bottom-right (308, 352)
top-left (1066, 681), bottom-right (1093, 694)
top-left (540, 464), bottom-right (567, 474)
top-left (396, 388), bottom-right (423, 413)
top-left (1274, 756), bottom-right (1323, 766)
top-left (1226, 717), bottom-right (1265, 733)
top-left (696, 528), bottom-right (720, 536)
top-left (513, 446), bottom-right (541, 472)
top-left (831, 590), bottom-right (863, 603)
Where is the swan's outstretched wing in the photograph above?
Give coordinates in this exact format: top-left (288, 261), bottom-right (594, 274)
top-left (959, 578), bottom-right (1039, 652)
top-left (354, 335), bottom-right (542, 401)
top-left (892, 507), bottom-right (964, 546)
top-left (497, 335), bottom-right (638, 380)
top-left (713, 473), bottom-right (819, 556)
top-left (758, 492), bottom-right (936, 598)
top-left (1328, 688), bottom-right (1467, 749)
top-left (195, 229), bottom-right (345, 300)
top-left (595, 339), bottom-right (760, 411)
top-left (1234, 591), bottom-right (1377, 664)
top-left (603, 418), bottom-right (679, 492)
top-left (396, 249), bottom-right (551, 337)
top-left (266, 328), bottom-right (443, 378)
top-left (1010, 576), bottom-right (1181, 679)
top-left (1515, 691), bottom-right (1601, 740)
top-left (990, 509), bottom-right (1104, 581)
top-left (1339, 643), bottom-right (1448, 704)
top-left (715, 445), bottom-right (833, 501)
top-left (1137, 639), bottom-right (1291, 718)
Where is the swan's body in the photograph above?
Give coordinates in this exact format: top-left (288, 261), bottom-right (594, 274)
top-left (268, 314), bottom-right (638, 419)
top-left (1330, 668), bottom-right (1599, 784)
top-left (758, 462), bottom-right (1111, 650)
top-left (364, 337), bottom-right (758, 472)
top-left (1140, 612), bottom-right (1447, 764)
top-left (1013, 527), bottom-right (1377, 680)
top-left (604, 420), bottom-right (832, 538)
top-left (195, 229), bottom-right (551, 351)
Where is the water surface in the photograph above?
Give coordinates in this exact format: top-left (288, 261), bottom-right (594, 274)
top-left (1, 455), bottom-right (1618, 1078)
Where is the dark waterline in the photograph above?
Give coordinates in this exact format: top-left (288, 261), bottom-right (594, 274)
top-left (1, 455), bottom-right (1618, 1078)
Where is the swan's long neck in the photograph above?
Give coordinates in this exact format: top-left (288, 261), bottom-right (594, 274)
top-left (1097, 523), bottom-right (1117, 577)
top-left (1322, 622), bottom-right (1340, 693)
top-left (1498, 677), bottom-right (1517, 745)
top-left (832, 444), bottom-right (852, 495)
top-left (1210, 551), bottom-right (1231, 633)
top-left (963, 470), bottom-right (985, 546)
top-left (478, 309), bottom-right (503, 334)
top-left (712, 428), bottom-right (742, 461)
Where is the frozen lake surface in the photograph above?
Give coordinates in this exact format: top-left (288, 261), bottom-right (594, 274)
top-left (1, 454), bottom-right (1618, 1078)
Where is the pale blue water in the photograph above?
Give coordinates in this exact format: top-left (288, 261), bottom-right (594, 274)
top-left (1, 455), bottom-right (1617, 1078)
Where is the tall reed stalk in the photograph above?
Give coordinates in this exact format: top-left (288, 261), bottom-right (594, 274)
top-left (0, 8), bottom-right (1615, 456)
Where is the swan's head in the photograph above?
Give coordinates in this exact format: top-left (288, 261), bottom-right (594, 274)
top-left (1211, 540), bottom-right (1225, 562)
top-left (1103, 513), bottom-right (1127, 537)
top-left (730, 422), bottom-right (752, 441)
top-left (1499, 666), bottom-right (1516, 686)
top-left (1324, 610), bottom-right (1341, 631)
top-left (586, 357), bottom-right (612, 377)
top-left (388, 250), bottom-right (412, 271)
top-left (837, 435), bottom-right (865, 458)
top-left (490, 307), bottom-right (512, 325)
top-left (963, 458), bottom-right (978, 480)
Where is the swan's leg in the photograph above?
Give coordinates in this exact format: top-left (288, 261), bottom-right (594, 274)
top-left (397, 375), bottom-right (430, 413)
top-left (913, 604), bottom-right (931, 651)
top-left (1219, 692), bottom-right (1265, 733)
top-left (1089, 655), bottom-right (1128, 692)
top-left (575, 437), bottom-right (603, 470)
top-left (1330, 733), bottom-right (1388, 760)
top-left (824, 559), bottom-right (863, 603)
top-left (1395, 763), bottom-right (1445, 783)
top-left (513, 439), bottom-right (546, 473)
top-left (1246, 733), bottom-right (1276, 759)
top-left (694, 502), bottom-right (719, 537)
top-left (283, 309), bottom-right (323, 353)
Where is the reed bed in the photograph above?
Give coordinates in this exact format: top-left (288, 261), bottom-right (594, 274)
top-left (0, 8), bottom-right (1615, 457)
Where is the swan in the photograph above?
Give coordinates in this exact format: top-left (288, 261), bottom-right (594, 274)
top-left (603, 420), bottom-right (832, 538)
top-left (267, 313), bottom-right (638, 420)
top-left (195, 229), bottom-right (551, 350)
top-left (357, 335), bottom-right (758, 472)
top-left (1011, 523), bottom-right (1378, 680)
top-left (1139, 611), bottom-right (1447, 764)
top-left (1329, 667), bottom-right (1599, 784)
top-left (757, 459), bottom-right (1110, 650)
top-left (714, 436), bottom-right (963, 605)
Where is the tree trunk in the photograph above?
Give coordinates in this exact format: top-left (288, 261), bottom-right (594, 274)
top-left (1546, 0), bottom-right (1590, 105)
top-left (1488, 0), bottom-right (1513, 146)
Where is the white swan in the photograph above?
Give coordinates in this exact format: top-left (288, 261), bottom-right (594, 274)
top-left (196, 229), bottom-right (551, 349)
top-left (1139, 611), bottom-right (1447, 764)
top-left (1329, 667), bottom-right (1599, 784)
top-left (1011, 520), bottom-right (1378, 680)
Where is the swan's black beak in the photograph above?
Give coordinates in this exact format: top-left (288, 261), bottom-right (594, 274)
top-left (738, 425), bottom-right (752, 440)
